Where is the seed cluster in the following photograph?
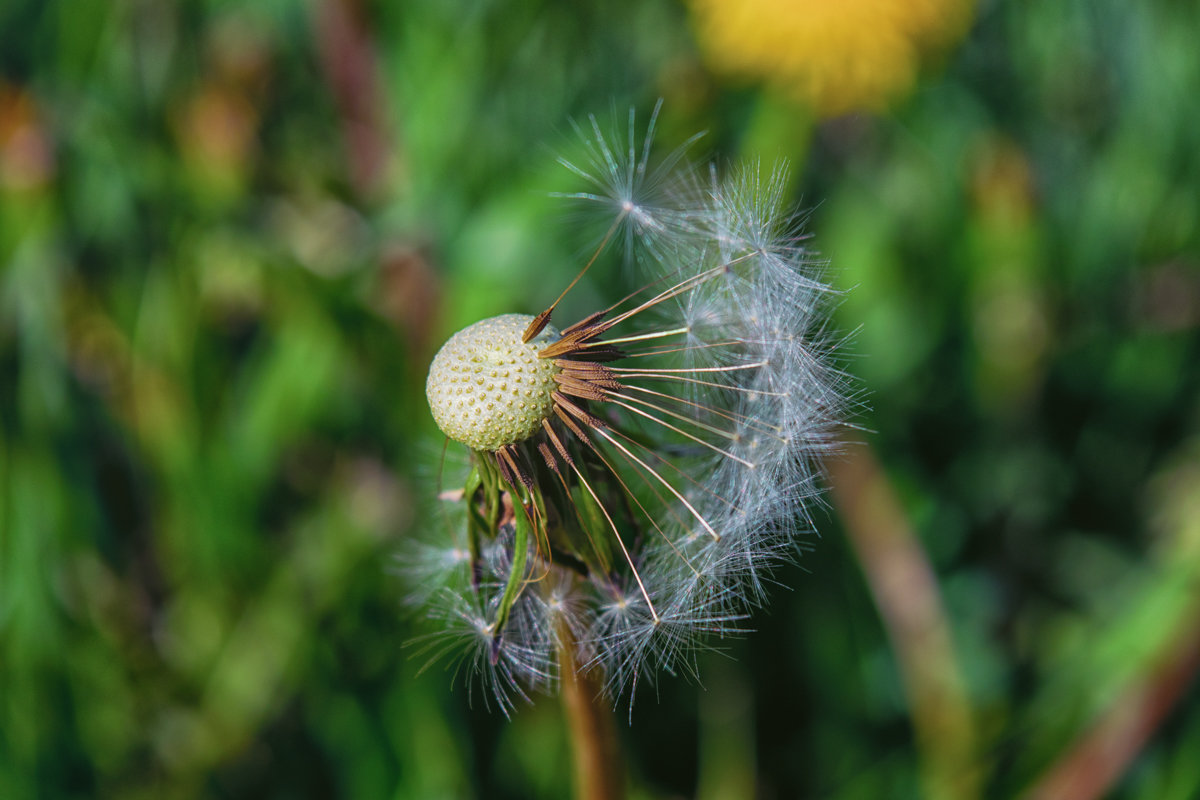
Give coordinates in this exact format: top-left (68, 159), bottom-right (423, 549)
top-left (426, 314), bottom-right (562, 451)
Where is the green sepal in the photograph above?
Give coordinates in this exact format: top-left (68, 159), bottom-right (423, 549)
top-left (462, 464), bottom-right (485, 589)
top-left (491, 487), bottom-right (533, 663)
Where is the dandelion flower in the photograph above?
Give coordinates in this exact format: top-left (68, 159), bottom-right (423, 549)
top-left (414, 106), bottom-right (849, 710)
top-left (686, 0), bottom-right (974, 116)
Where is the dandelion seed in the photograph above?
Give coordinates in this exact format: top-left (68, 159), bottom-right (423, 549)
top-left (412, 106), bottom-right (849, 709)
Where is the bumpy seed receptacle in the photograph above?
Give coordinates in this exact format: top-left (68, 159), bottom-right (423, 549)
top-left (426, 314), bottom-right (562, 452)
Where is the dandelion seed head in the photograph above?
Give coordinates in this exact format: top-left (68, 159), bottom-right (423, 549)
top-left (412, 106), bottom-right (851, 708)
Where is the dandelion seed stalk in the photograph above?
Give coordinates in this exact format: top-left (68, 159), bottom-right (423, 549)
top-left (560, 621), bottom-right (625, 800)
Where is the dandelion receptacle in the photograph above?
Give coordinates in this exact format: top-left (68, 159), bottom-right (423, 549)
top-left (414, 106), bottom-right (849, 711)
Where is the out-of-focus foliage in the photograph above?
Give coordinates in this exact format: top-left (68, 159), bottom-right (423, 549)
top-left (1, 0), bottom-right (1198, 798)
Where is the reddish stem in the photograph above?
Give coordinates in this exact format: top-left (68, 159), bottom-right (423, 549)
top-left (1022, 621), bottom-right (1200, 800)
top-left (559, 628), bottom-right (625, 800)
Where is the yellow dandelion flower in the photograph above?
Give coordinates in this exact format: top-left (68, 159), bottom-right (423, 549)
top-left (688, 0), bottom-right (973, 116)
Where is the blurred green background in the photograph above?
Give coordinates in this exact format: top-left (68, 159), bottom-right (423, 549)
top-left (3, 0), bottom-right (1199, 798)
